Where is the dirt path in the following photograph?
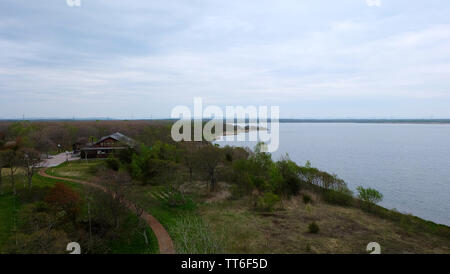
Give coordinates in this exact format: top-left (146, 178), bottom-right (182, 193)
top-left (38, 168), bottom-right (175, 254)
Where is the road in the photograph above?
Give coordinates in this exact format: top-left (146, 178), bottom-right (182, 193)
top-left (38, 152), bottom-right (80, 167)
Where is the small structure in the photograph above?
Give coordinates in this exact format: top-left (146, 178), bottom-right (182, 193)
top-left (80, 132), bottom-right (136, 159)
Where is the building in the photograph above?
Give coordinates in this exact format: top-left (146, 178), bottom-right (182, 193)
top-left (80, 132), bottom-right (136, 159)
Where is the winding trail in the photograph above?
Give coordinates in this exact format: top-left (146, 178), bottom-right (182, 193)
top-left (38, 168), bottom-right (175, 254)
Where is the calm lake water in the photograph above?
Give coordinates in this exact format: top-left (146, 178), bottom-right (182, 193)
top-left (215, 123), bottom-right (450, 226)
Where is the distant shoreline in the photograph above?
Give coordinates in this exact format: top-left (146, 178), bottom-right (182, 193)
top-left (277, 119), bottom-right (450, 124)
top-left (1, 118), bottom-right (450, 124)
top-left (215, 124), bottom-right (266, 139)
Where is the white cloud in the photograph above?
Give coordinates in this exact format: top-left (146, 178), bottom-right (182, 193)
top-left (331, 21), bottom-right (365, 32)
top-left (2, 0), bottom-right (450, 118)
top-left (366, 0), bottom-right (382, 7)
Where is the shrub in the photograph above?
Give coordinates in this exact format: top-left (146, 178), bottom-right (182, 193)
top-left (105, 157), bottom-right (120, 171)
top-left (256, 192), bottom-right (281, 211)
top-left (305, 242), bottom-right (312, 252)
top-left (322, 189), bottom-right (353, 207)
top-left (276, 155), bottom-right (303, 196)
top-left (45, 182), bottom-right (82, 223)
top-left (308, 222), bottom-right (319, 234)
top-left (302, 194), bottom-right (312, 204)
top-left (357, 186), bottom-right (383, 205)
top-left (230, 184), bottom-right (247, 199)
top-left (225, 152), bottom-right (233, 162)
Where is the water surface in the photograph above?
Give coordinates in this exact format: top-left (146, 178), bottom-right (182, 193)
top-left (216, 123), bottom-right (450, 226)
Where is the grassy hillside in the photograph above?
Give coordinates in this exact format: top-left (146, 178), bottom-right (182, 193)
top-left (48, 161), bottom-right (450, 254)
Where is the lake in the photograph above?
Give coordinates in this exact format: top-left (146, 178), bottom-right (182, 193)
top-left (215, 123), bottom-right (450, 226)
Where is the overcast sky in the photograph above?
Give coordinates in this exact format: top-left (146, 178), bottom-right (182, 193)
top-left (1, 0), bottom-right (450, 119)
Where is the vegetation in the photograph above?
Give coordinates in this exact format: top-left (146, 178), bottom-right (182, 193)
top-left (302, 194), bottom-right (312, 204)
top-left (357, 186), bottom-right (384, 205)
top-left (308, 222), bottom-right (320, 234)
top-left (1, 120), bottom-right (449, 254)
top-left (169, 214), bottom-right (225, 254)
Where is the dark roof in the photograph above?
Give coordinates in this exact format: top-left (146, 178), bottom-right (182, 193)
top-left (81, 147), bottom-right (128, 151)
top-left (95, 132), bottom-right (136, 147)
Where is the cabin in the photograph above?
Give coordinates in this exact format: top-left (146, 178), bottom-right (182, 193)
top-left (80, 132), bottom-right (136, 159)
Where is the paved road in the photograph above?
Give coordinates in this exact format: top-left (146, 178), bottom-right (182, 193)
top-left (38, 167), bottom-right (175, 254)
top-left (38, 152), bottom-right (80, 167)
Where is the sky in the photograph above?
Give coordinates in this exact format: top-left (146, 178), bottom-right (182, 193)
top-left (1, 0), bottom-right (450, 119)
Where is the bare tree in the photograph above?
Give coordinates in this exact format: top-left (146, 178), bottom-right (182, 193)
top-left (30, 132), bottom-right (54, 159)
top-left (181, 141), bottom-right (199, 182)
top-left (96, 170), bottom-right (132, 228)
top-left (0, 151), bottom-right (4, 195)
top-left (131, 202), bottom-right (149, 246)
top-left (195, 145), bottom-right (223, 192)
top-left (1, 149), bottom-right (21, 195)
top-left (20, 148), bottom-right (41, 190)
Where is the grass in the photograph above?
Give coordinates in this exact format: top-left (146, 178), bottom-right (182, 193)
top-left (107, 214), bottom-right (158, 254)
top-left (196, 187), bottom-right (450, 254)
top-left (27, 160), bottom-right (450, 254)
top-left (45, 161), bottom-right (197, 253)
top-left (125, 185), bottom-right (197, 253)
top-left (47, 160), bottom-right (103, 181)
top-left (0, 194), bottom-right (18, 252)
top-left (0, 164), bottom-right (159, 254)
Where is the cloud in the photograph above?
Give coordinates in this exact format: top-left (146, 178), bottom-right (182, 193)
top-left (366, 0), bottom-right (382, 7)
top-left (1, 1), bottom-right (450, 118)
top-left (331, 21), bottom-right (365, 32)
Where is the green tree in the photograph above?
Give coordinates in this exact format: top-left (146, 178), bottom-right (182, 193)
top-left (276, 154), bottom-right (302, 196)
top-left (357, 186), bottom-right (383, 205)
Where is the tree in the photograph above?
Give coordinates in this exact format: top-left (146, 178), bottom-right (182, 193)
top-left (45, 182), bottom-right (83, 224)
top-left (1, 149), bottom-right (21, 195)
top-left (9, 202), bottom-right (70, 254)
top-left (181, 141), bottom-right (199, 182)
top-left (357, 186), bottom-right (383, 205)
top-left (30, 132), bottom-right (54, 159)
top-left (276, 154), bottom-right (302, 196)
top-left (131, 202), bottom-right (150, 246)
top-left (9, 230), bottom-right (69, 254)
top-left (95, 170), bottom-right (132, 228)
top-left (20, 148), bottom-right (41, 190)
top-left (195, 145), bottom-right (223, 192)
top-left (0, 151), bottom-right (4, 195)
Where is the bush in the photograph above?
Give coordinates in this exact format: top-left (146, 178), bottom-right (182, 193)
top-left (276, 155), bottom-right (303, 196)
top-left (322, 189), bottom-right (353, 207)
top-left (45, 182), bottom-right (83, 223)
top-left (357, 186), bottom-right (383, 205)
top-left (256, 192), bottom-right (280, 211)
top-left (302, 194), bottom-right (312, 204)
top-left (105, 157), bottom-right (120, 171)
top-left (308, 222), bottom-right (319, 234)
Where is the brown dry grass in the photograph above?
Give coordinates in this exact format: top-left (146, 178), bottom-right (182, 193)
top-left (194, 187), bottom-right (450, 254)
